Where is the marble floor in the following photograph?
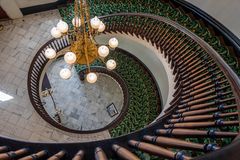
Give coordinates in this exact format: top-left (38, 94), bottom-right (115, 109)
top-left (42, 58), bottom-right (124, 131)
top-left (0, 10), bottom-right (110, 142)
top-left (0, 9), bottom-right (174, 143)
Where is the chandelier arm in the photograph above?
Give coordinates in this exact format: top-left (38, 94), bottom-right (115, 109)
top-left (85, 0), bottom-right (93, 37)
top-left (85, 0), bottom-right (99, 59)
top-left (89, 33), bottom-right (98, 45)
top-left (96, 57), bottom-right (106, 65)
top-left (68, 64), bottom-right (74, 70)
top-left (66, 29), bottom-right (78, 45)
top-left (68, 33), bottom-right (73, 46)
top-left (84, 0), bottom-right (99, 58)
top-left (73, 0), bottom-right (78, 39)
top-left (80, 0), bottom-right (91, 73)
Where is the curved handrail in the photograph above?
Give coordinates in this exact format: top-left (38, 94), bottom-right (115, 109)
top-left (28, 11), bottom-right (240, 135)
top-left (28, 39), bottom-right (161, 133)
top-left (24, 12), bottom-right (240, 159)
top-left (100, 13), bottom-right (240, 128)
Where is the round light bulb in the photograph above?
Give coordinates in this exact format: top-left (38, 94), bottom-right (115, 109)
top-left (109, 38), bottom-right (119, 49)
top-left (98, 45), bottom-right (109, 58)
top-left (57, 20), bottom-right (69, 33)
top-left (72, 17), bottom-right (81, 27)
top-left (60, 68), bottom-right (72, 80)
top-left (90, 16), bottom-right (101, 29)
top-left (44, 48), bottom-right (56, 59)
top-left (86, 72), bottom-right (97, 83)
top-left (106, 59), bottom-right (117, 70)
top-left (64, 52), bottom-right (76, 64)
top-left (98, 21), bottom-right (105, 32)
top-left (51, 27), bottom-right (62, 38)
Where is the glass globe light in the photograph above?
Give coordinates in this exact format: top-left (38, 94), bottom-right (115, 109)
top-left (86, 72), bottom-right (97, 83)
top-left (72, 17), bottom-right (81, 27)
top-left (51, 27), bottom-right (62, 38)
top-left (64, 52), bottom-right (77, 64)
top-left (44, 48), bottom-right (56, 59)
top-left (106, 59), bottom-right (117, 70)
top-left (90, 16), bottom-right (101, 29)
top-left (57, 20), bottom-right (69, 33)
top-left (60, 68), bottom-right (71, 80)
top-left (109, 38), bottom-right (119, 49)
top-left (98, 21), bottom-right (105, 32)
top-left (98, 45), bottom-right (109, 58)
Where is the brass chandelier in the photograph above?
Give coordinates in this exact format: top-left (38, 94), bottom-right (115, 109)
top-left (44, 0), bottom-right (118, 83)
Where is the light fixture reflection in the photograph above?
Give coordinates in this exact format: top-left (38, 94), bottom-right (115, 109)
top-left (0, 91), bottom-right (13, 102)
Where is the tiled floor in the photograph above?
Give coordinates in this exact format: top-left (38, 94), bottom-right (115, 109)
top-left (0, 10), bottom-right (110, 142)
top-left (42, 57), bottom-right (124, 131)
top-left (0, 9), bottom-right (175, 143)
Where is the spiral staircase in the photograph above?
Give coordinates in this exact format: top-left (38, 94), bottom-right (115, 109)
top-left (0, 0), bottom-right (240, 160)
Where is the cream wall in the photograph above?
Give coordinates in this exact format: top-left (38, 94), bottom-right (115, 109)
top-left (186, 0), bottom-right (240, 39)
top-left (15, 0), bottom-right (57, 8)
top-left (0, 0), bottom-right (57, 19)
top-left (0, 0), bottom-right (23, 19)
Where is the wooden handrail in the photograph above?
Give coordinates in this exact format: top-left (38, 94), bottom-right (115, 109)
top-left (0, 146), bottom-right (8, 153)
top-left (164, 120), bottom-right (239, 128)
top-left (172, 104), bottom-right (236, 118)
top-left (28, 12), bottom-right (240, 136)
top-left (129, 140), bottom-right (192, 160)
top-left (23, 12), bottom-right (240, 160)
top-left (112, 144), bottom-right (140, 160)
top-left (143, 135), bottom-right (219, 151)
top-left (95, 147), bottom-right (108, 160)
top-left (18, 150), bottom-right (47, 160)
top-left (168, 112), bottom-right (238, 123)
top-left (0, 148), bottom-right (29, 160)
top-left (101, 13), bottom-right (240, 129)
top-left (156, 128), bottom-right (238, 138)
top-left (47, 150), bottom-right (66, 160)
top-left (72, 150), bottom-right (84, 160)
